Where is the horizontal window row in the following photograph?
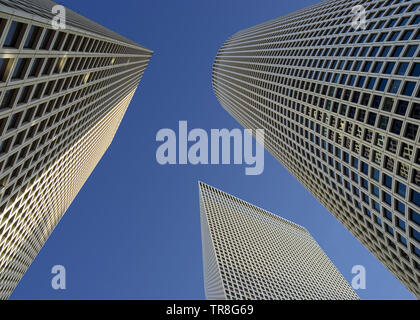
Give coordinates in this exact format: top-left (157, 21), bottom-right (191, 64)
top-left (0, 19), bottom-right (144, 55)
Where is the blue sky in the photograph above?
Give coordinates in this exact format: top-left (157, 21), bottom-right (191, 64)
top-left (10, 0), bottom-right (415, 300)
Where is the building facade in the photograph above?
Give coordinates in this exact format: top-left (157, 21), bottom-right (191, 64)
top-left (0, 0), bottom-right (152, 299)
top-left (212, 0), bottom-right (420, 297)
top-left (199, 181), bottom-right (358, 300)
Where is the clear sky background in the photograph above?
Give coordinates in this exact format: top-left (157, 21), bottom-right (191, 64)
top-left (10, 0), bottom-right (415, 300)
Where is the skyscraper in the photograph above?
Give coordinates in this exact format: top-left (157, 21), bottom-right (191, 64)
top-left (0, 0), bottom-right (152, 299)
top-left (212, 0), bottom-right (420, 297)
top-left (199, 181), bottom-right (358, 300)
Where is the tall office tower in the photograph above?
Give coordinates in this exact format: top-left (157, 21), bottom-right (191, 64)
top-left (0, 0), bottom-right (152, 299)
top-left (199, 181), bottom-right (358, 300)
top-left (212, 0), bottom-right (420, 297)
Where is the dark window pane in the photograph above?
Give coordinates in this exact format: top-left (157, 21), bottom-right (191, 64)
top-left (391, 119), bottom-right (402, 134)
top-left (384, 62), bottom-right (395, 74)
top-left (396, 63), bottom-right (409, 75)
top-left (4, 21), bottom-right (25, 48)
top-left (389, 80), bottom-right (401, 93)
top-left (24, 25), bottom-right (41, 49)
top-left (411, 209), bottom-right (420, 226)
top-left (411, 190), bottom-right (420, 207)
top-left (396, 100), bottom-right (408, 115)
top-left (411, 103), bottom-right (420, 120)
top-left (405, 45), bottom-right (418, 57)
top-left (410, 63), bottom-right (420, 77)
top-left (402, 81), bottom-right (416, 96)
top-left (377, 78), bottom-right (388, 91)
top-left (405, 123), bottom-right (418, 140)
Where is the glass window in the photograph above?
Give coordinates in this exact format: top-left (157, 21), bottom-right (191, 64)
top-left (373, 200), bottom-right (381, 212)
top-left (401, 30), bottom-right (413, 40)
top-left (384, 62), bottom-right (395, 74)
top-left (411, 15), bottom-right (420, 25)
top-left (353, 186), bottom-right (360, 196)
top-left (383, 208), bottom-right (393, 221)
top-left (372, 185), bottom-right (380, 197)
top-left (399, 17), bottom-right (410, 27)
top-left (402, 81), bottom-right (416, 96)
top-left (413, 245), bottom-right (420, 258)
top-left (388, 30), bottom-right (399, 40)
top-left (399, 234), bottom-right (407, 246)
top-left (397, 6), bottom-right (408, 14)
top-left (361, 177), bottom-right (369, 190)
top-left (369, 47), bottom-right (379, 57)
top-left (352, 157), bottom-right (358, 169)
top-left (373, 62), bottom-right (383, 73)
top-left (24, 25), bottom-right (40, 49)
top-left (396, 63), bottom-right (409, 75)
top-left (411, 189), bottom-right (420, 207)
top-left (371, 95), bottom-right (381, 109)
top-left (378, 116), bottom-right (389, 130)
top-left (363, 61), bottom-right (372, 72)
top-left (366, 77), bottom-right (376, 89)
top-left (412, 227), bottom-right (420, 243)
top-left (391, 119), bottom-right (402, 134)
top-left (387, 19), bottom-right (397, 28)
top-left (343, 152), bottom-right (349, 163)
top-left (0, 58), bottom-right (12, 82)
top-left (410, 63), bottom-right (420, 77)
top-left (397, 218), bottom-right (406, 231)
top-left (404, 45), bottom-right (417, 57)
top-left (4, 21), bottom-right (25, 48)
top-left (361, 161), bottom-right (369, 175)
top-left (343, 166), bottom-right (349, 177)
top-left (388, 80), bottom-right (401, 94)
top-left (380, 46), bottom-right (390, 57)
top-left (391, 46), bottom-right (403, 57)
top-left (367, 112), bottom-right (376, 125)
top-left (356, 76), bottom-right (366, 88)
top-left (12, 58), bottom-right (27, 80)
top-left (386, 224), bottom-right (394, 235)
top-left (405, 123), bottom-right (418, 140)
top-left (345, 61), bottom-right (353, 70)
top-left (396, 182), bottom-right (406, 197)
top-left (396, 199), bottom-right (405, 214)
top-left (353, 172), bottom-right (359, 184)
top-left (410, 103), bottom-right (420, 120)
top-left (409, 4), bottom-right (420, 12)
top-left (410, 209), bottom-right (420, 226)
top-left (396, 100), bottom-right (408, 116)
top-left (378, 32), bottom-right (388, 42)
top-left (372, 168), bottom-right (380, 181)
top-left (377, 78), bottom-right (388, 91)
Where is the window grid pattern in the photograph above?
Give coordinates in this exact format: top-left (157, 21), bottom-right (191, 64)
top-left (212, 0), bottom-right (420, 298)
top-left (199, 182), bottom-right (359, 300)
top-left (0, 0), bottom-right (152, 299)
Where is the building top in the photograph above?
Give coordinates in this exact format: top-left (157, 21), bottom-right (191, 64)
top-left (0, 0), bottom-right (152, 52)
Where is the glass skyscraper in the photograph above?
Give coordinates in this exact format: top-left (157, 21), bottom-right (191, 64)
top-left (0, 0), bottom-right (152, 299)
top-left (212, 0), bottom-right (420, 297)
top-left (199, 181), bottom-right (359, 300)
